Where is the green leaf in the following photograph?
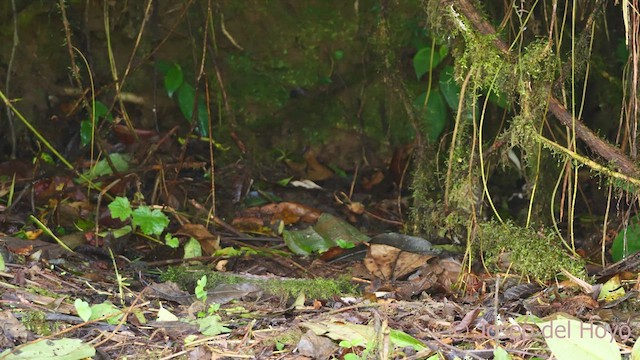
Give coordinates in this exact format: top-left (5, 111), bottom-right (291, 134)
top-left (39, 152), bottom-right (54, 165)
top-left (389, 329), bottom-right (426, 351)
top-left (132, 206), bottom-right (169, 236)
top-left (164, 64), bottom-right (184, 98)
top-left (195, 275), bottom-right (207, 301)
top-left (177, 83), bottom-right (196, 121)
top-left (413, 46), bottom-right (445, 79)
top-left (93, 101), bottom-right (109, 119)
top-left (183, 237), bottom-right (202, 258)
top-left (196, 314), bottom-right (231, 336)
top-left (283, 227), bottom-right (334, 256)
top-left (336, 238), bottom-right (356, 249)
top-left (111, 225), bottom-right (132, 238)
top-left (0, 338), bottom-right (95, 359)
top-left (538, 317), bottom-right (621, 360)
top-left (334, 50), bottom-right (344, 60)
top-left (165, 233), bottom-right (179, 248)
top-left (89, 301), bottom-right (123, 325)
top-left (196, 96), bottom-right (209, 137)
top-left (277, 177), bottom-right (293, 186)
top-left (439, 66), bottom-right (461, 110)
top-left (414, 88), bottom-right (447, 142)
top-left (108, 197), bottom-right (132, 221)
top-left (80, 120), bottom-right (93, 147)
top-left (74, 299), bottom-right (92, 322)
top-left (83, 153), bottom-right (131, 181)
top-left (611, 216), bottom-right (640, 261)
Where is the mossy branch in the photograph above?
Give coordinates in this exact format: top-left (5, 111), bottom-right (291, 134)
top-left (448, 0), bottom-right (640, 178)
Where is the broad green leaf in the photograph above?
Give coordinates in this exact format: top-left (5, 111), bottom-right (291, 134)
top-left (538, 317), bottom-right (621, 360)
top-left (132, 206), bottom-right (169, 235)
top-left (93, 101), bottom-right (110, 119)
top-left (108, 197), bottom-right (132, 221)
top-left (80, 120), bottom-right (93, 147)
top-left (183, 237), bottom-right (202, 258)
top-left (389, 329), bottom-right (426, 351)
top-left (196, 97), bottom-right (209, 137)
top-left (196, 315), bottom-right (231, 336)
top-left (414, 89), bottom-right (447, 143)
top-left (314, 213), bottom-right (370, 245)
top-left (611, 216), bottom-right (640, 261)
top-left (334, 50), bottom-right (344, 60)
top-left (177, 83), bottom-right (196, 121)
top-left (439, 66), bottom-right (461, 110)
top-left (283, 227), bottom-right (334, 256)
top-left (283, 213), bottom-right (370, 256)
top-left (164, 64), bottom-right (184, 98)
top-left (90, 301), bottom-right (123, 325)
top-left (413, 46), bottom-right (445, 79)
top-left (74, 299), bottom-right (92, 322)
top-left (83, 153), bottom-right (131, 181)
top-left (439, 44), bottom-right (449, 60)
top-left (0, 338), bottom-right (95, 359)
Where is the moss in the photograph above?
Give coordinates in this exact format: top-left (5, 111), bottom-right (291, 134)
top-left (477, 221), bottom-right (585, 281)
top-left (161, 266), bottom-right (358, 300)
top-left (21, 310), bottom-right (58, 336)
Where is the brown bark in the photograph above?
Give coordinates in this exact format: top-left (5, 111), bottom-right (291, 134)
top-left (453, 0), bottom-right (639, 177)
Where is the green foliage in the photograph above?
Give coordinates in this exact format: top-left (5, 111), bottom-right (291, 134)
top-left (73, 300), bottom-right (123, 325)
top-left (107, 196), bottom-right (170, 237)
top-left (74, 299), bottom-right (92, 322)
top-left (413, 44), bottom-right (448, 79)
top-left (195, 313), bottom-right (231, 336)
top-left (195, 275), bottom-right (207, 302)
top-left (81, 153), bottom-right (131, 182)
top-left (183, 237), bottom-right (202, 258)
top-left (164, 63), bottom-right (183, 97)
top-left (611, 216), bottom-right (640, 262)
top-left (414, 89), bottom-right (447, 142)
top-left (108, 197), bottom-right (131, 221)
top-left (478, 221), bottom-right (585, 281)
top-left (132, 206), bottom-right (169, 236)
top-left (157, 60), bottom-right (209, 137)
top-left (165, 233), bottom-right (179, 248)
top-left (161, 267), bottom-right (358, 300)
top-left (80, 101), bottom-right (112, 147)
top-left (340, 338), bottom-right (366, 360)
top-left (439, 66), bottom-right (461, 109)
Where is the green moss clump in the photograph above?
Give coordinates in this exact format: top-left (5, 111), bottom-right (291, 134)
top-left (161, 266), bottom-right (358, 300)
top-left (477, 221), bottom-right (585, 281)
top-left (21, 310), bottom-right (58, 336)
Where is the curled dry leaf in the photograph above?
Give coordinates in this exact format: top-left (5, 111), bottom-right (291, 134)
top-left (175, 223), bottom-right (220, 255)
